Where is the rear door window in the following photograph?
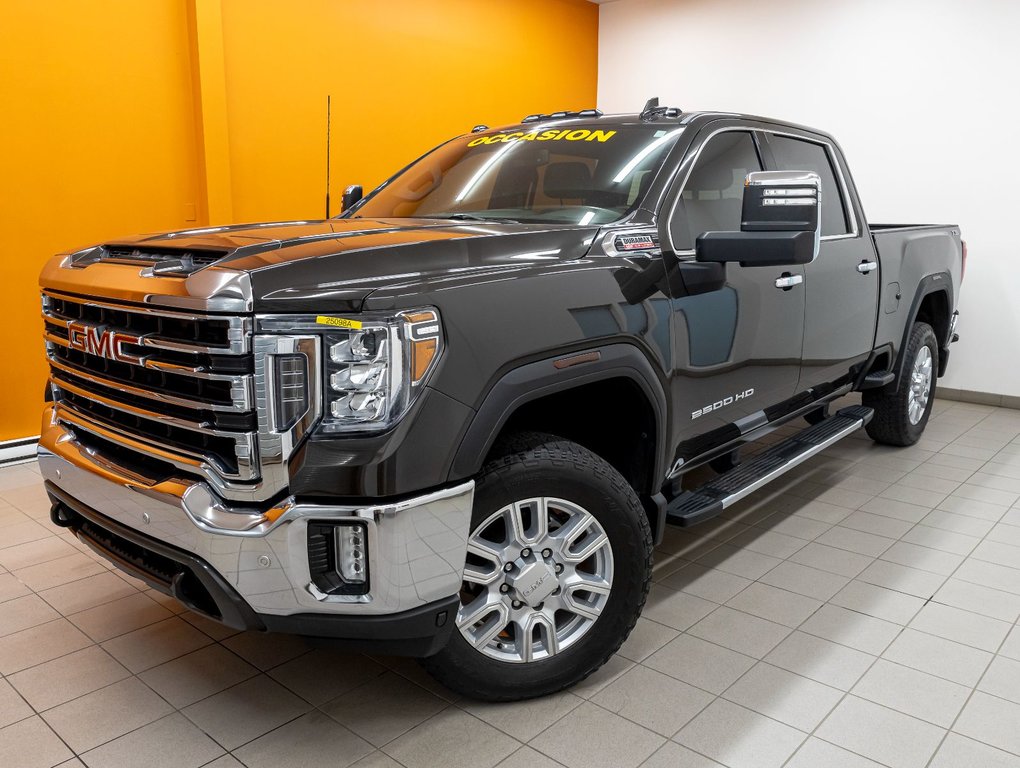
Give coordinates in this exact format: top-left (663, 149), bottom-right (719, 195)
top-left (764, 134), bottom-right (850, 236)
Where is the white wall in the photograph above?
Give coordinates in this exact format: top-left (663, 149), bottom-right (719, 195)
top-left (598, 0), bottom-right (1020, 397)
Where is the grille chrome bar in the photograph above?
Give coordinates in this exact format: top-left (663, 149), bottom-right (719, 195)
top-left (54, 405), bottom-right (257, 483)
top-left (48, 356), bottom-right (251, 413)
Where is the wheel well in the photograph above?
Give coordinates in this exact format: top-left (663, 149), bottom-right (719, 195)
top-left (915, 289), bottom-right (950, 349)
top-left (486, 377), bottom-right (658, 495)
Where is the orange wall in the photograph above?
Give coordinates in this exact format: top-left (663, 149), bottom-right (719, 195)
top-left (0, 0), bottom-right (598, 442)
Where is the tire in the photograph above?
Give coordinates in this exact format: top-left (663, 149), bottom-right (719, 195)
top-left (421, 434), bottom-right (652, 701)
top-left (864, 322), bottom-right (938, 446)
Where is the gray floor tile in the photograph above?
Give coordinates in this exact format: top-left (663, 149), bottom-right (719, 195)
top-left (901, 524), bottom-right (979, 556)
top-left (722, 661), bottom-right (842, 731)
top-left (0, 678), bottom-right (32, 729)
top-left (765, 630), bottom-right (874, 690)
top-left (42, 677), bottom-right (173, 754)
top-left (687, 606), bottom-right (791, 658)
top-left (7, 645), bottom-right (130, 712)
top-left (789, 542), bottom-right (873, 578)
top-left (856, 559), bottom-right (945, 599)
top-left (0, 594), bottom-right (60, 637)
top-left (930, 732), bottom-right (1020, 768)
top-left (37, 571), bottom-right (138, 616)
top-left (0, 715), bottom-right (74, 768)
top-left (830, 580), bottom-right (925, 625)
top-left (880, 541), bottom-right (964, 575)
top-left (645, 634), bottom-right (755, 694)
top-left (934, 578), bottom-right (1020, 622)
top-left (465, 689), bottom-right (582, 741)
top-left (530, 702), bottom-right (664, 768)
top-left (0, 572), bottom-right (31, 604)
top-left (219, 630), bottom-right (309, 671)
top-left (725, 582), bottom-right (822, 628)
top-left (954, 558), bottom-right (1020, 595)
top-left (977, 655), bottom-right (1020, 705)
top-left (722, 528), bottom-right (807, 559)
top-left (235, 710), bottom-right (373, 768)
top-left (1000, 624), bottom-right (1020, 661)
top-left (267, 649), bottom-right (386, 706)
top-left (882, 628), bottom-right (992, 687)
top-left (12, 553), bottom-right (107, 593)
top-left (785, 737), bottom-right (887, 768)
top-left (816, 526), bottom-right (895, 558)
top-left (954, 691), bottom-right (1020, 755)
top-left (816, 696), bottom-right (945, 768)
top-left (841, 509), bottom-right (915, 539)
top-left (759, 561), bottom-right (850, 601)
top-left (138, 644), bottom-right (258, 709)
top-left (693, 543), bottom-right (783, 580)
top-left (181, 676), bottom-right (310, 751)
top-left (660, 562), bottom-right (751, 603)
top-left (496, 746), bottom-right (566, 768)
top-left (972, 539), bottom-right (1020, 569)
top-left (593, 665), bottom-right (713, 737)
top-left (0, 618), bottom-right (92, 675)
top-left (852, 659), bottom-right (970, 727)
top-left (100, 616), bottom-right (211, 673)
top-left (908, 602), bottom-right (1011, 652)
top-left (800, 603), bottom-right (901, 655)
top-left (641, 583), bottom-right (717, 631)
top-left (565, 653), bottom-right (635, 700)
top-left (920, 509), bottom-right (995, 538)
top-left (79, 713), bottom-right (224, 768)
top-left (673, 698), bottom-right (805, 768)
top-left (68, 592), bottom-right (173, 643)
top-left (323, 671), bottom-right (448, 747)
top-left (639, 741), bottom-right (724, 767)
top-left (617, 617), bottom-right (679, 662)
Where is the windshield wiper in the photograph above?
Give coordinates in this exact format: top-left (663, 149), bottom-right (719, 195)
top-left (426, 213), bottom-right (520, 224)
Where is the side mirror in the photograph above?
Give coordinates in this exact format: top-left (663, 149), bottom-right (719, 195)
top-left (341, 184), bottom-right (363, 213)
top-left (696, 171), bottom-right (821, 267)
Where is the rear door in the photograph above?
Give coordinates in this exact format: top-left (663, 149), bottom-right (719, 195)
top-left (759, 131), bottom-right (879, 390)
top-left (661, 126), bottom-right (805, 466)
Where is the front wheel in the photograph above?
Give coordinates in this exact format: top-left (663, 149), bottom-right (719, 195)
top-left (864, 321), bottom-right (938, 446)
top-left (421, 435), bottom-right (652, 701)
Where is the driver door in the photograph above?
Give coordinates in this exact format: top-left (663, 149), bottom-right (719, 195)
top-left (663, 128), bottom-right (805, 466)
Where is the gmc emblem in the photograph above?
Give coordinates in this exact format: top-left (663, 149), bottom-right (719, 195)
top-left (67, 322), bottom-right (144, 364)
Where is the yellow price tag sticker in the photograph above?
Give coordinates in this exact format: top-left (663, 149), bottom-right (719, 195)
top-left (315, 315), bottom-right (363, 330)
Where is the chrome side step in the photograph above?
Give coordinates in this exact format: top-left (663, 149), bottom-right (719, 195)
top-left (665, 405), bottom-right (874, 527)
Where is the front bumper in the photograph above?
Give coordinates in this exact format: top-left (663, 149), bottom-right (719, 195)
top-left (38, 411), bottom-right (474, 654)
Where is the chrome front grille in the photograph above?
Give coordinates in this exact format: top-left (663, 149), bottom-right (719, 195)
top-left (42, 291), bottom-right (258, 485)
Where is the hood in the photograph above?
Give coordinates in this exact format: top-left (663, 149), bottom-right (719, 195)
top-left (103, 218), bottom-right (601, 312)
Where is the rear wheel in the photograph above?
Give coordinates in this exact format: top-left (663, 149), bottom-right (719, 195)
top-left (421, 434), bottom-right (652, 701)
top-left (864, 322), bottom-right (938, 446)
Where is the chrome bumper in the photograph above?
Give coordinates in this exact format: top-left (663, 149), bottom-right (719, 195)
top-left (38, 408), bottom-right (473, 618)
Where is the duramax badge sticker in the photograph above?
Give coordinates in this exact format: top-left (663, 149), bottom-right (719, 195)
top-left (315, 315), bottom-right (363, 329)
top-left (468, 129), bottom-right (617, 147)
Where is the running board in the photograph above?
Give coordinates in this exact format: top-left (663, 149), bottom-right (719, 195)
top-left (666, 405), bottom-right (874, 527)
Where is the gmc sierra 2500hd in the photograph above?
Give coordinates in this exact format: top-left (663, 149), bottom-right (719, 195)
top-left (38, 103), bottom-right (964, 701)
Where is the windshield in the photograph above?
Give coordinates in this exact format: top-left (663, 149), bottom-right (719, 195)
top-left (350, 125), bottom-right (683, 225)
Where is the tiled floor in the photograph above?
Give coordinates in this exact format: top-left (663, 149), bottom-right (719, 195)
top-left (3, 396), bottom-right (1020, 768)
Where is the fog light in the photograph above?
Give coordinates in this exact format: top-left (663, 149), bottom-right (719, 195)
top-left (335, 525), bottom-right (367, 584)
top-left (306, 521), bottom-right (369, 595)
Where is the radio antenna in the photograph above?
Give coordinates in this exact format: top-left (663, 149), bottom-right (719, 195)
top-left (325, 95), bottom-right (331, 219)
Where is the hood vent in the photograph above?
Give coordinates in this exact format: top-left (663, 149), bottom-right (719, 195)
top-left (71, 245), bottom-right (229, 274)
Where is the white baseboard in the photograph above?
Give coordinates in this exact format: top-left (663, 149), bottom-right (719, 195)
top-left (0, 437), bottom-right (38, 466)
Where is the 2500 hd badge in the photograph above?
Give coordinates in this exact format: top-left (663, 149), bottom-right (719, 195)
top-left (38, 103), bottom-right (963, 701)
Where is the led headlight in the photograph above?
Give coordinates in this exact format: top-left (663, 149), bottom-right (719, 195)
top-left (320, 308), bottom-right (443, 433)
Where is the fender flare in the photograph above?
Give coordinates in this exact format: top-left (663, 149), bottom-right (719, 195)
top-left (449, 343), bottom-right (670, 487)
top-left (892, 272), bottom-right (953, 393)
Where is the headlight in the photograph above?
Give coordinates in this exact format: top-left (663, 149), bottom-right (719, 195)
top-left (320, 308), bottom-right (443, 433)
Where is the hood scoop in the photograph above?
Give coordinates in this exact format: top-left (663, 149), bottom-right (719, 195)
top-left (71, 245), bottom-right (230, 275)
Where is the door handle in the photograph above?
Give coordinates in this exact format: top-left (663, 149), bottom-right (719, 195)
top-left (857, 261), bottom-right (878, 274)
top-left (775, 274), bottom-right (803, 290)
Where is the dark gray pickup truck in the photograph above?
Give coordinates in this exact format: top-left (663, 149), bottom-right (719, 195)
top-left (38, 103), bottom-right (963, 700)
